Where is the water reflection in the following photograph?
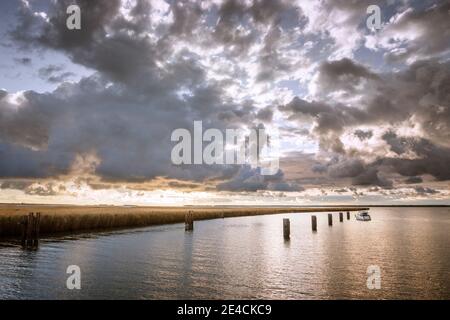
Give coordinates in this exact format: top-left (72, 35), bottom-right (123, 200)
top-left (0, 207), bottom-right (449, 299)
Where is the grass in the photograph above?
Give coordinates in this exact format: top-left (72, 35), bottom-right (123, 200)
top-left (0, 204), bottom-right (368, 237)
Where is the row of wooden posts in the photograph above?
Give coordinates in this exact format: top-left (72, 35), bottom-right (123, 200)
top-left (20, 212), bottom-right (41, 250)
top-left (184, 210), bottom-right (352, 237)
top-left (283, 211), bottom-right (351, 240)
top-left (18, 210), bottom-right (352, 248)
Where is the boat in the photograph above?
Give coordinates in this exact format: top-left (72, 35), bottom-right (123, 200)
top-left (355, 211), bottom-right (371, 221)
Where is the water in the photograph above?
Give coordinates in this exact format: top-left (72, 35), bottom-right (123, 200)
top-left (0, 207), bottom-right (449, 299)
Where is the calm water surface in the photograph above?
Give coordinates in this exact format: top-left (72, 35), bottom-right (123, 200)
top-left (0, 207), bottom-right (449, 299)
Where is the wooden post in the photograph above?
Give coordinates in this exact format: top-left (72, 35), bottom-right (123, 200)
top-left (283, 218), bottom-right (290, 240)
top-left (21, 215), bottom-right (28, 248)
top-left (33, 212), bottom-right (41, 248)
top-left (339, 212), bottom-right (343, 222)
top-left (26, 213), bottom-right (34, 248)
top-left (20, 212), bottom-right (40, 249)
top-left (347, 211), bottom-right (350, 220)
top-left (311, 215), bottom-right (317, 232)
top-left (328, 213), bottom-right (333, 226)
top-left (185, 211), bottom-right (194, 231)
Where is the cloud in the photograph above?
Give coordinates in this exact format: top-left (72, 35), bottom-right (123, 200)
top-left (0, 90), bottom-right (53, 150)
top-left (354, 129), bottom-right (373, 141)
top-left (315, 58), bottom-right (380, 95)
top-left (217, 166), bottom-right (302, 192)
top-left (328, 158), bottom-right (365, 178)
top-left (255, 106), bottom-right (274, 122)
top-left (280, 58), bottom-right (450, 154)
top-left (13, 57), bottom-right (32, 65)
top-left (414, 186), bottom-right (439, 195)
top-left (38, 65), bottom-right (74, 83)
top-left (0, 180), bottom-right (32, 190)
top-left (404, 176), bottom-right (422, 184)
top-left (379, 135), bottom-right (450, 181)
top-left (367, 2), bottom-right (450, 63)
top-left (0, 0), bottom-right (448, 200)
top-left (2, 1), bottom-right (251, 186)
top-left (352, 166), bottom-right (393, 189)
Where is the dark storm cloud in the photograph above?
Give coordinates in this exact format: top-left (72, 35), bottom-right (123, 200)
top-left (0, 142), bottom-right (72, 178)
top-left (2, 0), bottom-right (291, 190)
top-left (2, 0), bottom-right (449, 196)
top-left (312, 156), bottom-right (393, 189)
top-left (255, 106), bottom-right (274, 122)
top-left (351, 167), bottom-right (393, 189)
top-left (2, 1), bottom-right (241, 185)
top-left (379, 134), bottom-right (450, 181)
top-left (213, 0), bottom-right (301, 46)
top-left (316, 58), bottom-right (380, 94)
top-left (413, 186), bottom-right (439, 195)
top-left (315, 58), bottom-right (450, 143)
top-left (217, 102), bottom-right (258, 125)
top-left (404, 176), bottom-right (423, 184)
top-left (324, 132), bottom-right (450, 187)
top-left (311, 164), bottom-right (327, 174)
top-left (0, 90), bottom-right (54, 150)
top-left (279, 97), bottom-right (351, 153)
top-left (382, 131), bottom-right (407, 155)
top-left (0, 180), bottom-right (32, 190)
top-left (381, 2), bottom-right (450, 63)
top-left (354, 129), bottom-right (373, 141)
top-left (167, 181), bottom-right (201, 190)
top-left (328, 159), bottom-right (365, 178)
top-left (217, 166), bottom-right (301, 192)
top-left (212, 0), bottom-right (306, 76)
top-left (167, 1), bottom-right (203, 37)
top-left (0, 73), bottom-right (242, 183)
top-left (280, 58), bottom-right (450, 152)
top-left (10, 0), bottom-right (158, 82)
top-left (281, 98), bottom-right (450, 185)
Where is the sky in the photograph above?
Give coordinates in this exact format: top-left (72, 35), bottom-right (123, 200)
top-left (0, 0), bottom-right (449, 205)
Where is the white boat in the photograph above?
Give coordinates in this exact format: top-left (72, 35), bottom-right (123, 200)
top-left (355, 211), bottom-right (371, 221)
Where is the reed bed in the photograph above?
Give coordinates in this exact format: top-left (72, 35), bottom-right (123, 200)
top-left (0, 205), bottom-right (367, 237)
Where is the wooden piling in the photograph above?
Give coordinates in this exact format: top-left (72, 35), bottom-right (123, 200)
top-left (26, 213), bottom-right (34, 247)
top-left (311, 215), bottom-right (317, 232)
top-left (339, 212), bottom-right (343, 222)
top-left (185, 211), bottom-right (194, 231)
top-left (21, 212), bottom-right (41, 250)
top-left (347, 211), bottom-right (350, 220)
top-left (20, 215), bottom-right (27, 248)
top-left (328, 213), bottom-right (333, 226)
top-left (283, 218), bottom-right (290, 240)
top-left (33, 212), bottom-right (41, 247)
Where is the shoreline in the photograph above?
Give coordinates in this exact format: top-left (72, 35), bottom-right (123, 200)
top-left (0, 205), bottom-right (368, 238)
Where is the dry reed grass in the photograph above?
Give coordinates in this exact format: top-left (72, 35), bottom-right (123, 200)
top-left (0, 204), bottom-right (367, 237)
